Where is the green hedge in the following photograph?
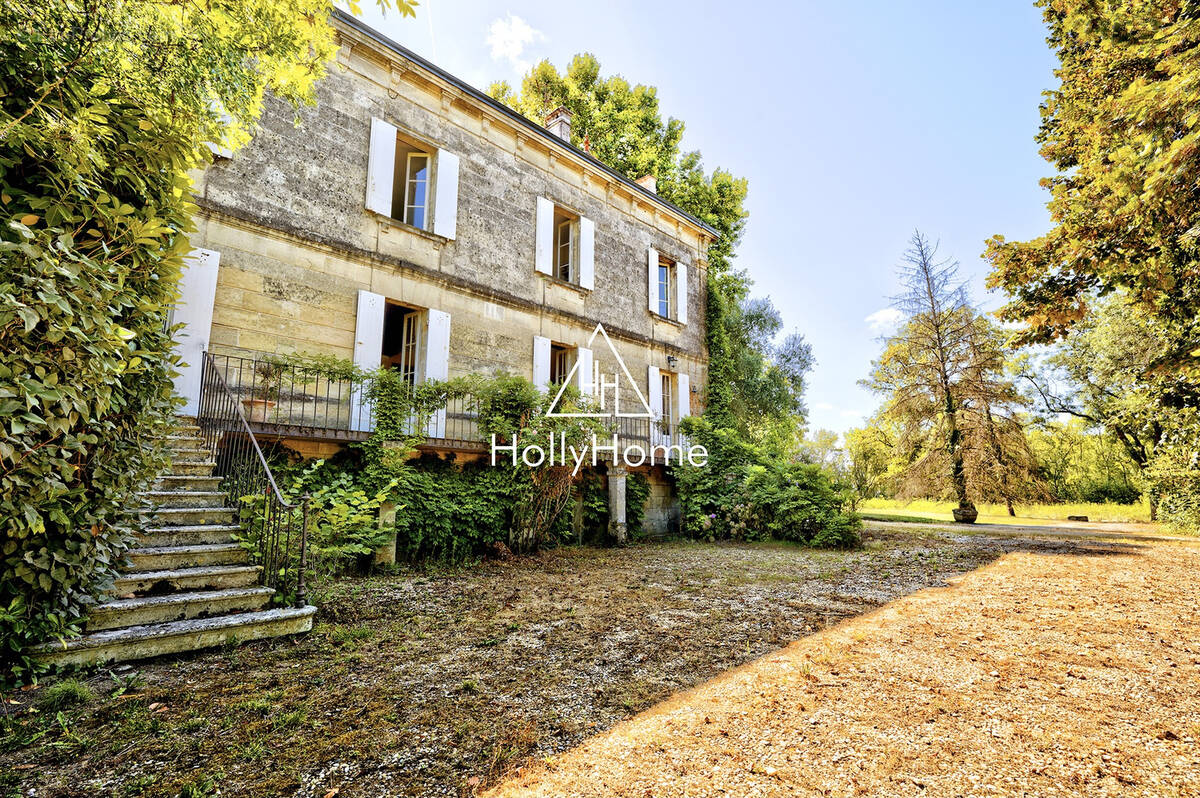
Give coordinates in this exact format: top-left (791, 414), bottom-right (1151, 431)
top-left (0, 60), bottom-right (186, 686)
top-left (674, 417), bottom-right (861, 548)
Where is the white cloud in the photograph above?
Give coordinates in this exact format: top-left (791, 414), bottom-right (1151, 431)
top-left (487, 14), bottom-right (545, 75)
top-left (865, 307), bottom-right (903, 334)
top-left (812, 401), bottom-right (835, 412)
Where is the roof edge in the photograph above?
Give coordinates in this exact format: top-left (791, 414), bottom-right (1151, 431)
top-left (331, 8), bottom-right (719, 238)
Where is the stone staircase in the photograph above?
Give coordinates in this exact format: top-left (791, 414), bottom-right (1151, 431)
top-left (35, 421), bottom-right (316, 667)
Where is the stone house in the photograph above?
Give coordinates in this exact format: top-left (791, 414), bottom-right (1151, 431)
top-left (172, 9), bottom-right (716, 539)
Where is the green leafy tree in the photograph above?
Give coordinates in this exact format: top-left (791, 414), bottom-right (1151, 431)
top-left (984, 1), bottom-right (1200, 529)
top-left (984, 1), bottom-right (1200, 374)
top-left (1016, 295), bottom-right (1167, 515)
top-left (0, 0), bottom-right (413, 686)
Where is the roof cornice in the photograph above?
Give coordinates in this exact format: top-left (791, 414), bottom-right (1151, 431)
top-left (331, 8), bottom-right (719, 239)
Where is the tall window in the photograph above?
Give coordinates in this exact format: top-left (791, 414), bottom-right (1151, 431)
top-left (381, 303), bottom-right (424, 386)
top-left (550, 344), bottom-right (573, 385)
top-left (403, 154), bottom-right (430, 229)
top-left (660, 372), bottom-right (674, 429)
top-left (554, 207), bottom-right (577, 283)
top-left (392, 135), bottom-right (432, 230)
top-left (657, 257), bottom-right (673, 317)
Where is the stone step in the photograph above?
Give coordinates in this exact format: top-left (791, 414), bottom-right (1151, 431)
top-left (139, 490), bottom-right (228, 509)
top-left (127, 543), bottom-right (248, 572)
top-left (169, 460), bottom-right (217, 477)
top-left (136, 506), bottom-right (237, 526)
top-left (137, 523), bottom-right (242, 547)
top-left (168, 446), bottom-right (212, 461)
top-left (34, 606), bottom-right (317, 667)
top-left (112, 564), bottom-right (261, 595)
top-left (87, 586), bottom-right (276, 632)
top-left (153, 475), bottom-right (223, 492)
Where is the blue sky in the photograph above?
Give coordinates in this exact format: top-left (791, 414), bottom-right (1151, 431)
top-left (354, 0), bottom-right (1059, 437)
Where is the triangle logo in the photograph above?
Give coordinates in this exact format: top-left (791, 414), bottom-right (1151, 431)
top-left (546, 323), bottom-right (655, 419)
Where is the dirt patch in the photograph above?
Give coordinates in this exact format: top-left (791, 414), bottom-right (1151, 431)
top-left (489, 536), bottom-right (1200, 797)
top-left (1, 529), bottom-right (1118, 797)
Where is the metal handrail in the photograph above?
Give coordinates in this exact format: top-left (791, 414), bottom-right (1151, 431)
top-left (196, 352), bottom-right (309, 607)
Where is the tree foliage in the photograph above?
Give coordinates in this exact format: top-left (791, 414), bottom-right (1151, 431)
top-left (865, 233), bottom-right (1039, 513)
top-left (0, 0), bottom-right (412, 687)
top-left (985, 2), bottom-right (1200, 530)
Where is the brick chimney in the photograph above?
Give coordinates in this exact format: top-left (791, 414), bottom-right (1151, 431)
top-left (636, 174), bottom-right (657, 194)
top-left (544, 106), bottom-right (572, 142)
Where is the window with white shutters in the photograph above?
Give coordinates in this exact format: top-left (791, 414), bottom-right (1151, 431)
top-left (366, 117), bottom-right (459, 240)
top-left (536, 198), bottom-right (593, 290)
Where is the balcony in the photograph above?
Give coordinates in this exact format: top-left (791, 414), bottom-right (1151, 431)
top-left (200, 352), bottom-right (683, 458)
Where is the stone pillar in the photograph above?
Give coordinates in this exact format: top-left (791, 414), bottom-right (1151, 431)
top-left (608, 465), bottom-right (628, 545)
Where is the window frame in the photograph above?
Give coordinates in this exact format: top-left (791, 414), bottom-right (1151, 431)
top-left (549, 343), bottom-right (574, 386)
top-left (660, 372), bottom-right (674, 428)
top-left (402, 152), bottom-right (431, 230)
top-left (555, 218), bottom-right (575, 283)
top-left (657, 257), bottom-right (674, 318)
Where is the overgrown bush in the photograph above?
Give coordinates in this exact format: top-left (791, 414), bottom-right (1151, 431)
top-left (0, 63), bottom-right (184, 688)
top-left (239, 460), bottom-right (397, 601)
top-left (675, 417), bottom-right (861, 548)
top-left (1145, 427), bottom-right (1200, 534)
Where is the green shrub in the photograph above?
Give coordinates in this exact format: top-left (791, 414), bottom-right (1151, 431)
top-left (0, 62), bottom-right (183, 688)
top-left (36, 679), bottom-right (94, 711)
top-left (626, 472), bottom-right (651, 537)
top-left (674, 417), bottom-right (861, 548)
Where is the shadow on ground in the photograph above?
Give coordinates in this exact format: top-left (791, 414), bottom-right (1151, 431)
top-left (0, 528), bottom-right (1151, 798)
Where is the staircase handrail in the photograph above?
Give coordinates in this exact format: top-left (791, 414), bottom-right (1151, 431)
top-left (195, 352), bottom-right (310, 607)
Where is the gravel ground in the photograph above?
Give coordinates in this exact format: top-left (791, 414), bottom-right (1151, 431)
top-left (0, 527), bottom-right (1142, 798)
top-left (489, 534), bottom-right (1200, 798)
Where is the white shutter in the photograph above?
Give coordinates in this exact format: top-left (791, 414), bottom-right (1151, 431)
top-left (535, 197), bottom-right (554, 275)
top-left (676, 262), bottom-right (688, 325)
top-left (532, 335), bottom-right (552, 390)
top-left (578, 216), bottom-right (595, 290)
top-left (433, 149), bottom-right (459, 239)
top-left (677, 373), bottom-right (691, 419)
top-left (171, 248), bottom-right (221, 417)
top-left (352, 290), bottom-right (386, 431)
top-left (647, 364), bottom-right (662, 446)
top-left (424, 309), bottom-right (451, 438)
top-left (366, 117), bottom-right (397, 216)
top-left (576, 347), bottom-right (594, 396)
top-left (647, 247), bottom-right (658, 313)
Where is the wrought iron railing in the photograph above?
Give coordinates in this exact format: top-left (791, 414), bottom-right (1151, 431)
top-left (196, 353), bottom-right (309, 607)
top-left (203, 351), bottom-right (686, 460)
top-left (205, 352), bottom-right (486, 447)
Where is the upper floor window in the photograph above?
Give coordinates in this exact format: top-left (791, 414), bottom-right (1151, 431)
top-left (657, 256), bottom-right (673, 318)
top-left (393, 138), bottom-right (431, 230)
top-left (646, 246), bottom-right (689, 325)
top-left (366, 117), bottom-right (460, 240)
top-left (536, 197), bottom-right (595, 290)
top-left (555, 210), bottom-right (576, 283)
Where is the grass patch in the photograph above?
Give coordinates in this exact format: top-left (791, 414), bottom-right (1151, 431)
top-left (859, 511), bottom-right (940, 524)
top-left (36, 679), bottom-right (94, 711)
top-left (860, 498), bottom-right (1154, 525)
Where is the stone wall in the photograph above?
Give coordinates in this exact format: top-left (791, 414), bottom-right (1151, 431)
top-left (186, 15), bottom-right (709, 527)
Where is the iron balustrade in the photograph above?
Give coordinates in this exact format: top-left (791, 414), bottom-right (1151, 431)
top-left (201, 351), bottom-right (683, 458)
top-left (196, 353), bottom-right (309, 607)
